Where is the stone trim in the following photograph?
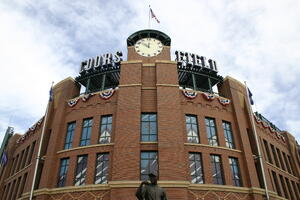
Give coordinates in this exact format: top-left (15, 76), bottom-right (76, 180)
top-left (4, 163), bottom-right (32, 183)
top-left (119, 84), bottom-right (142, 88)
top-left (143, 63), bottom-right (156, 67)
top-left (156, 84), bottom-right (179, 87)
top-left (121, 60), bottom-right (142, 64)
top-left (266, 161), bottom-right (299, 180)
top-left (184, 143), bottom-right (242, 153)
top-left (57, 143), bottom-right (114, 154)
top-left (140, 142), bottom-right (158, 144)
top-left (155, 60), bottom-right (177, 64)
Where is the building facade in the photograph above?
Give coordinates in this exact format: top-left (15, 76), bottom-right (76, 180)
top-left (0, 29), bottom-right (299, 200)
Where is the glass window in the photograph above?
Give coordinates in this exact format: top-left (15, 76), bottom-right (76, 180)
top-left (57, 158), bottom-right (69, 187)
top-left (271, 171), bottom-right (282, 196)
top-left (95, 153), bottom-right (109, 184)
top-left (140, 152), bottom-right (158, 181)
top-left (64, 122), bottom-right (76, 149)
top-left (276, 148), bottom-right (286, 170)
top-left (285, 177), bottom-right (295, 200)
top-left (263, 140), bottom-right (273, 164)
top-left (282, 152), bottom-right (292, 174)
top-left (189, 153), bottom-right (204, 184)
top-left (80, 118), bottom-right (93, 146)
top-left (186, 115), bottom-right (200, 143)
top-left (74, 155), bottom-right (88, 186)
top-left (141, 114), bottom-right (157, 142)
top-left (270, 144), bottom-right (280, 168)
top-left (223, 121), bottom-right (235, 149)
top-left (229, 157), bottom-right (242, 186)
top-left (279, 175), bottom-right (289, 199)
top-left (99, 116), bottom-right (112, 144)
top-left (210, 155), bottom-right (224, 185)
top-left (205, 118), bottom-right (218, 146)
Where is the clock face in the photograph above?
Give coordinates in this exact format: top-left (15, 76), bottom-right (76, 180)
top-left (134, 38), bottom-right (163, 57)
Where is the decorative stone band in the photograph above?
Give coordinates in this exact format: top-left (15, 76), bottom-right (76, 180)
top-left (67, 88), bottom-right (118, 108)
top-left (254, 115), bottom-right (286, 143)
top-left (19, 182), bottom-right (280, 200)
top-left (181, 89), bottom-right (231, 106)
top-left (16, 117), bottom-right (44, 144)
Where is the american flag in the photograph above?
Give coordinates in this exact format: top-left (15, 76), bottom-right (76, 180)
top-left (0, 152), bottom-right (8, 166)
top-left (150, 8), bottom-right (160, 23)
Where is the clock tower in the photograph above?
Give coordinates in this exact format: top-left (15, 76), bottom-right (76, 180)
top-left (126, 29), bottom-right (171, 62)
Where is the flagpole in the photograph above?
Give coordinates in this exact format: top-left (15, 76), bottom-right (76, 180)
top-left (244, 81), bottom-right (270, 200)
top-left (148, 5), bottom-right (151, 28)
top-left (29, 82), bottom-right (54, 200)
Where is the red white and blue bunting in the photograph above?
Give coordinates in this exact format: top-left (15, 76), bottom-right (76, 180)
top-left (218, 98), bottom-right (231, 106)
top-left (17, 117), bottom-right (44, 144)
top-left (67, 88), bottom-right (117, 107)
top-left (254, 115), bottom-right (286, 143)
top-left (182, 90), bottom-right (197, 99)
top-left (181, 89), bottom-right (231, 106)
top-left (201, 93), bottom-right (216, 101)
top-left (68, 98), bottom-right (79, 107)
top-left (99, 88), bottom-right (115, 100)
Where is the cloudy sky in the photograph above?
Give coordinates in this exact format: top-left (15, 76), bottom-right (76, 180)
top-left (0, 0), bottom-right (300, 143)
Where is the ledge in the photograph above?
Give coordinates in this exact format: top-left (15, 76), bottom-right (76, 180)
top-left (119, 84), bottom-right (142, 88)
top-left (19, 182), bottom-right (280, 199)
top-left (156, 84), bottom-right (179, 87)
top-left (57, 143), bottom-right (114, 154)
top-left (140, 142), bottom-right (158, 145)
top-left (4, 163), bottom-right (32, 183)
top-left (155, 60), bottom-right (177, 64)
top-left (266, 162), bottom-right (299, 181)
top-left (184, 143), bottom-right (242, 153)
top-left (121, 60), bottom-right (142, 64)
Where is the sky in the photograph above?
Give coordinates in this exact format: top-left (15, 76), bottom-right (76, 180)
top-left (0, 0), bottom-right (300, 143)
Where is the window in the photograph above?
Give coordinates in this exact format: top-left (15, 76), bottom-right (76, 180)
top-left (223, 121), bottom-right (235, 149)
top-left (229, 157), bottom-right (242, 186)
top-left (95, 153), bottom-right (109, 184)
top-left (291, 181), bottom-right (299, 199)
top-left (186, 115), bottom-right (200, 143)
top-left (285, 178), bottom-right (295, 200)
top-left (270, 144), bottom-right (280, 168)
top-left (287, 155), bottom-right (295, 175)
top-left (189, 153), bottom-right (204, 184)
top-left (80, 118), bottom-right (93, 146)
top-left (64, 122), bottom-right (76, 149)
top-left (271, 171), bottom-right (282, 196)
top-left (74, 155), bottom-right (88, 186)
top-left (140, 152), bottom-right (158, 181)
top-left (205, 118), bottom-right (218, 146)
top-left (210, 155), bottom-right (224, 184)
top-left (276, 148), bottom-right (285, 170)
top-left (99, 116), bottom-right (112, 144)
top-left (263, 140), bottom-right (272, 164)
top-left (141, 114), bottom-right (157, 142)
top-left (279, 175), bottom-right (289, 199)
top-left (57, 158), bottom-right (69, 187)
top-left (282, 152), bottom-right (292, 174)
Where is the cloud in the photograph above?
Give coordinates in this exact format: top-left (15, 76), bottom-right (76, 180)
top-left (0, 0), bottom-right (299, 144)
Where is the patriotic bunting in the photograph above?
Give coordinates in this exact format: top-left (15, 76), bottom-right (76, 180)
top-left (201, 93), bottom-right (216, 101)
top-left (218, 98), bottom-right (231, 106)
top-left (81, 93), bottom-right (94, 102)
top-left (68, 98), bottom-right (79, 107)
top-left (182, 90), bottom-right (197, 99)
top-left (99, 88), bottom-right (115, 100)
top-left (17, 117), bottom-right (44, 144)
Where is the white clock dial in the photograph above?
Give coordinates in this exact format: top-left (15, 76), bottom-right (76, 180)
top-left (134, 38), bottom-right (163, 57)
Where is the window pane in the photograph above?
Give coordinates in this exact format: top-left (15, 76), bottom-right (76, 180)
top-left (99, 115), bottom-right (112, 144)
top-left (223, 121), bottom-right (235, 149)
top-left (80, 118), bottom-right (93, 146)
top-left (95, 153), bottom-right (109, 184)
top-left (57, 158), bottom-right (69, 187)
top-left (140, 152), bottom-right (158, 181)
top-left (229, 157), bottom-right (242, 186)
top-left (64, 122), bottom-right (76, 150)
top-left (211, 155), bottom-right (224, 185)
top-left (141, 114), bottom-right (157, 142)
top-left (185, 115), bottom-right (200, 144)
top-left (206, 118), bottom-right (218, 146)
top-left (74, 155), bottom-right (88, 186)
top-left (189, 153), bottom-right (204, 184)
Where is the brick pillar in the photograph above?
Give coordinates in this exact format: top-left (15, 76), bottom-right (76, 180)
top-left (156, 61), bottom-right (188, 199)
top-left (110, 61), bottom-right (142, 199)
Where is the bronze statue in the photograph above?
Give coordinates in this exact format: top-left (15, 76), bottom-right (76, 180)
top-left (136, 172), bottom-right (168, 200)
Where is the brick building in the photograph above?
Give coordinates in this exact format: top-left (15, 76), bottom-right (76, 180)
top-left (0, 29), bottom-right (299, 200)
